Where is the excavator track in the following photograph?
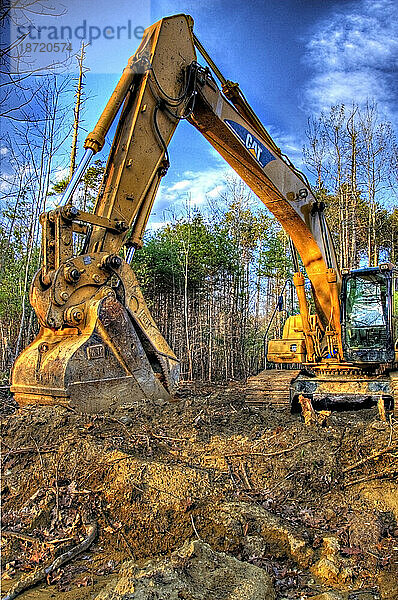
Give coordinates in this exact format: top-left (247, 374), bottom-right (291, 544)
top-left (244, 369), bottom-right (300, 407)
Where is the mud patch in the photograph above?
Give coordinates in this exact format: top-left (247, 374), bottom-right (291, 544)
top-left (1, 383), bottom-right (397, 599)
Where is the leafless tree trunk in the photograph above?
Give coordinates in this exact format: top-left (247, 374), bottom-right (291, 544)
top-left (70, 42), bottom-right (89, 178)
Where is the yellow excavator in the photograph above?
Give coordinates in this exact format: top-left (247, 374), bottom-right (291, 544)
top-left (11, 14), bottom-right (398, 414)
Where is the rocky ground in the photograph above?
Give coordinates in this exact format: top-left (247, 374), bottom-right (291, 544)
top-left (1, 378), bottom-right (398, 599)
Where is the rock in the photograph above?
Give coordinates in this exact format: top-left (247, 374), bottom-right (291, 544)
top-left (213, 502), bottom-right (314, 568)
top-left (311, 537), bottom-right (353, 587)
top-left (244, 535), bottom-right (267, 558)
top-left (117, 403), bottom-right (139, 412)
top-left (309, 593), bottom-right (345, 600)
top-left (311, 558), bottom-right (341, 585)
top-left (321, 537), bottom-right (341, 559)
top-left (94, 540), bottom-right (275, 600)
top-left (153, 397), bottom-right (168, 407)
top-left (324, 508), bottom-right (335, 522)
top-left (118, 415), bottom-right (133, 425)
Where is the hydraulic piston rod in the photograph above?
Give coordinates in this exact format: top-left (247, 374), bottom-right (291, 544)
top-left (60, 148), bottom-right (94, 206)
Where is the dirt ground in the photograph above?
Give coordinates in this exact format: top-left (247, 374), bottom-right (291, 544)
top-left (1, 378), bottom-right (398, 599)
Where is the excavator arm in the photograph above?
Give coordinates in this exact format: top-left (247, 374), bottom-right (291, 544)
top-left (188, 64), bottom-right (342, 362)
top-left (11, 14), bottom-right (345, 412)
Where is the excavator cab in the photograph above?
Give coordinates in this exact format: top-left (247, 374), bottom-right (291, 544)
top-left (341, 264), bottom-right (398, 364)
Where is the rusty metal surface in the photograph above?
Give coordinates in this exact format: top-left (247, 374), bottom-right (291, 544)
top-left (290, 369), bottom-right (394, 411)
top-left (244, 370), bottom-right (300, 407)
top-left (11, 294), bottom-right (175, 413)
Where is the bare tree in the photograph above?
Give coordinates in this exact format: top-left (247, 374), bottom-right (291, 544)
top-left (0, 0), bottom-right (69, 122)
top-left (303, 115), bottom-right (328, 189)
top-left (0, 74), bottom-right (72, 363)
top-left (358, 101), bottom-right (395, 266)
top-left (69, 42), bottom-right (89, 178)
top-left (303, 101), bottom-right (396, 268)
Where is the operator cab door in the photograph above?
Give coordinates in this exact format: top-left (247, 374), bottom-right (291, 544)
top-left (341, 266), bottom-right (396, 364)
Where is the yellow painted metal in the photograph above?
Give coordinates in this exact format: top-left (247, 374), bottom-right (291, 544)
top-left (11, 13), bottom-right (344, 410)
top-left (84, 59), bottom-right (140, 153)
top-left (292, 272), bottom-right (316, 361)
top-left (267, 321), bottom-right (306, 364)
top-left (88, 14), bottom-right (196, 255)
top-left (11, 15), bottom-right (194, 410)
top-left (63, 208), bottom-right (128, 233)
top-left (221, 81), bottom-right (282, 157)
top-left (188, 78), bottom-right (341, 331)
top-left (267, 340), bottom-right (306, 364)
top-left (326, 268), bottom-right (343, 358)
top-left (127, 159), bottom-right (166, 249)
top-left (11, 257), bottom-right (179, 411)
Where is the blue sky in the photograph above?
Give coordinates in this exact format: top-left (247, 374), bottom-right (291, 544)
top-left (5, 0), bottom-right (398, 226)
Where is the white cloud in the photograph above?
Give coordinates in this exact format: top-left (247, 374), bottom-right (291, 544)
top-left (53, 166), bottom-right (69, 182)
top-left (167, 180), bottom-right (191, 191)
top-left (207, 184), bottom-right (224, 199)
top-left (305, 70), bottom-right (393, 113)
top-left (154, 165), bottom-right (235, 219)
top-left (0, 147), bottom-right (9, 156)
top-left (303, 0), bottom-right (398, 123)
top-left (0, 172), bottom-right (13, 192)
top-left (147, 220), bottom-right (172, 231)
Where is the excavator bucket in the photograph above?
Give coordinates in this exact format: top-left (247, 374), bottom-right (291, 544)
top-left (11, 292), bottom-right (179, 413)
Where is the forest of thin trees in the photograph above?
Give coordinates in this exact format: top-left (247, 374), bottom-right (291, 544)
top-left (1, 5), bottom-right (397, 382)
top-left (133, 186), bottom-right (294, 381)
top-left (304, 102), bottom-right (398, 269)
